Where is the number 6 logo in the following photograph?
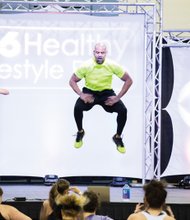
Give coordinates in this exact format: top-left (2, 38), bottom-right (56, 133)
top-left (0, 32), bottom-right (21, 57)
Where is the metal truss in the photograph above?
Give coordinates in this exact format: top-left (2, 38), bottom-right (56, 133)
top-left (163, 30), bottom-right (190, 47)
top-left (0, 0), bottom-right (162, 182)
top-left (122, 0), bottom-right (163, 182)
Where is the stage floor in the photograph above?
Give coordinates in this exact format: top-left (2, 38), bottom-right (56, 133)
top-left (1, 184), bottom-right (190, 204)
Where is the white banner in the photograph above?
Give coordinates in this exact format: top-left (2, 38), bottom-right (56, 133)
top-left (0, 13), bottom-right (145, 177)
top-left (162, 47), bottom-right (190, 176)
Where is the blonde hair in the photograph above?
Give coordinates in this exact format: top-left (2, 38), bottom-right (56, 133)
top-left (49, 179), bottom-right (70, 208)
top-left (56, 194), bottom-right (85, 219)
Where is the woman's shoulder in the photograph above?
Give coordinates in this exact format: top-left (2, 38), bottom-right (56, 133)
top-left (0, 204), bottom-right (19, 217)
top-left (164, 216), bottom-right (176, 220)
top-left (0, 205), bottom-right (9, 220)
top-left (0, 204), bottom-right (14, 210)
top-left (0, 204), bottom-right (31, 220)
top-left (127, 212), bottom-right (146, 220)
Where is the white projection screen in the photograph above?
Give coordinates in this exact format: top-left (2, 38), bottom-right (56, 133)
top-left (162, 46), bottom-right (190, 177)
top-left (0, 13), bottom-right (145, 178)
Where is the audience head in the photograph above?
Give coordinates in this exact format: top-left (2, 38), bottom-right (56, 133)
top-left (49, 179), bottom-right (70, 208)
top-left (143, 179), bottom-right (167, 209)
top-left (0, 187), bottom-right (3, 203)
top-left (83, 190), bottom-right (99, 213)
top-left (0, 187), bottom-right (3, 197)
top-left (55, 194), bottom-right (84, 220)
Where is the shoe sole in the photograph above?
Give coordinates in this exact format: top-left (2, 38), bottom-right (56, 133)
top-left (117, 146), bottom-right (126, 154)
top-left (112, 137), bottom-right (126, 154)
top-left (74, 141), bottom-right (83, 148)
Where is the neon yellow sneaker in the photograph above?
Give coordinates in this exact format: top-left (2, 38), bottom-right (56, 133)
top-left (113, 134), bottom-right (126, 154)
top-left (74, 130), bottom-right (85, 148)
top-left (117, 146), bottom-right (126, 154)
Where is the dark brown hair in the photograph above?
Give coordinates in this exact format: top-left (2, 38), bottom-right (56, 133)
top-left (83, 190), bottom-right (99, 213)
top-left (143, 179), bottom-right (167, 209)
top-left (0, 187), bottom-right (3, 196)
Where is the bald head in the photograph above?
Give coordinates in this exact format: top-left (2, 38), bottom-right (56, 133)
top-left (94, 43), bottom-right (107, 51)
top-left (93, 42), bottom-right (107, 64)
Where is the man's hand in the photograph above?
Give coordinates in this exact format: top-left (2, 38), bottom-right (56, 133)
top-left (80, 93), bottom-right (94, 104)
top-left (105, 95), bottom-right (119, 106)
top-left (0, 89), bottom-right (9, 95)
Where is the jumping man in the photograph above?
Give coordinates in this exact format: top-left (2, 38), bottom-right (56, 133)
top-left (69, 43), bottom-right (133, 153)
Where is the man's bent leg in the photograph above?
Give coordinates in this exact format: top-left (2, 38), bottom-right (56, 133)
top-left (74, 98), bottom-right (94, 148)
top-left (116, 101), bottom-right (127, 136)
top-left (74, 98), bottom-right (84, 131)
top-left (102, 101), bottom-right (127, 153)
top-left (114, 101), bottom-right (127, 153)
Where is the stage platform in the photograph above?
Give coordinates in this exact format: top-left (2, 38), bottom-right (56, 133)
top-left (1, 184), bottom-right (190, 220)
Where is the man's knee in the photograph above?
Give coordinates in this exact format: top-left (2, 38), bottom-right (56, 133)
top-left (120, 105), bottom-right (127, 116)
top-left (116, 102), bottom-right (127, 114)
top-left (74, 101), bottom-right (83, 112)
top-left (74, 98), bottom-right (82, 110)
top-left (74, 99), bottom-right (92, 112)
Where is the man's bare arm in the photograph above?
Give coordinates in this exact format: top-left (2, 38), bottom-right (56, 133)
top-left (117, 71), bottom-right (133, 99)
top-left (105, 72), bottom-right (133, 106)
top-left (69, 73), bottom-right (94, 103)
top-left (69, 74), bottom-right (82, 96)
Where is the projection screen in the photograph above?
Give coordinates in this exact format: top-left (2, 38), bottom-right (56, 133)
top-left (162, 46), bottom-right (190, 177)
top-left (0, 13), bottom-right (145, 178)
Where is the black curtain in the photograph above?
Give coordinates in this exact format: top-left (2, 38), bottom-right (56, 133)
top-left (160, 40), bottom-right (174, 174)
